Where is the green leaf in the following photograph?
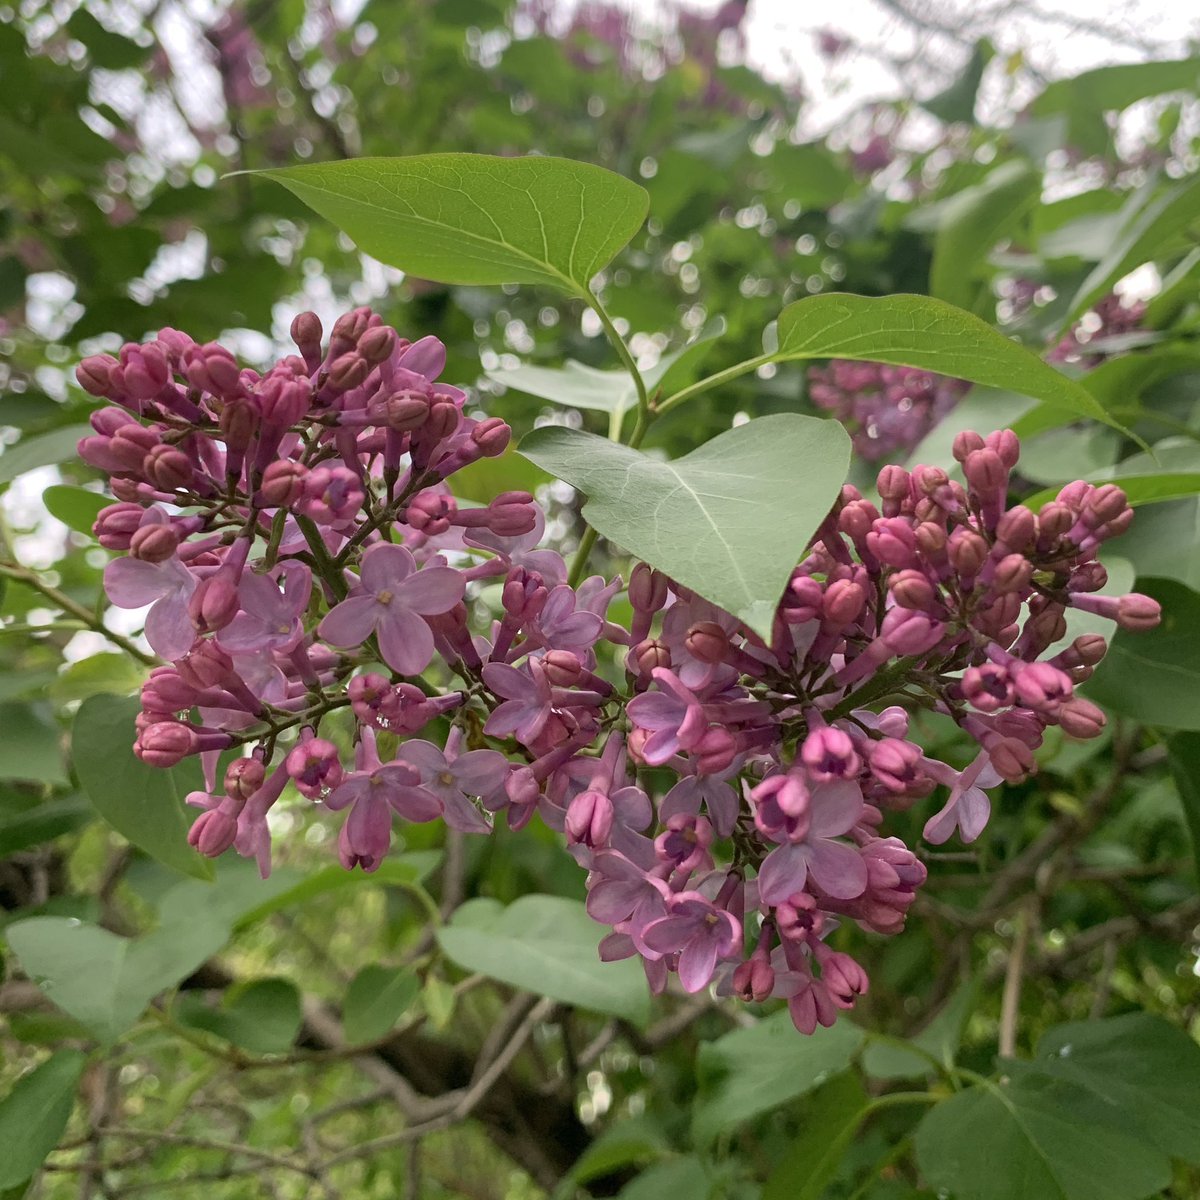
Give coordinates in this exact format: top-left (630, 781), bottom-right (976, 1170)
top-left (342, 966), bottom-right (420, 1044)
top-left (230, 852), bottom-right (441, 929)
top-left (1085, 579), bottom-right (1200, 730)
top-left (73, 695), bottom-right (212, 881)
top-left (519, 414), bottom-right (851, 639)
top-left (450, 448), bottom-right (553, 506)
top-left (692, 1009), bottom-right (864, 1144)
top-left (863, 977), bottom-right (979, 1080)
top-left (1021, 1013), bottom-right (1200, 1164)
top-left (66, 9), bottom-right (147, 69)
top-left (616, 1157), bottom-right (711, 1200)
top-left (6, 914), bottom-right (229, 1045)
top-left (914, 1072), bottom-right (1171, 1200)
top-left (437, 895), bottom-right (651, 1024)
top-left (179, 978), bottom-right (303, 1055)
top-left (252, 154), bottom-right (648, 293)
top-left (40, 485), bottom-right (109, 537)
top-left (0, 796), bottom-right (92, 856)
top-left (922, 38), bottom-right (994, 123)
top-left (774, 294), bottom-right (1121, 431)
top-left (1031, 58), bottom-right (1200, 157)
top-left (1167, 733), bottom-right (1200, 889)
top-left (0, 1051), bottom-right (87, 1189)
top-left (762, 1071), bottom-right (869, 1200)
top-left (0, 426), bottom-right (91, 487)
top-left (565, 1116), bottom-right (670, 1189)
top-left (930, 161), bottom-right (1039, 310)
top-left (1067, 173), bottom-right (1200, 323)
top-left (0, 703), bottom-right (67, 786)
top-left (1114, 498), bottom-right (1200, 590)
top-left (49, 654), bottom-right (145, 704)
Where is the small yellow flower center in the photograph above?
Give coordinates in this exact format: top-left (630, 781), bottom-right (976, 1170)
top-left (438, 771), bottom-right (455, 787)
top-left (377, 589), bottom-right (393, 605)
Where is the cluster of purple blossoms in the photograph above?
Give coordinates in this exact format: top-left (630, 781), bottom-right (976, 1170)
top-left (77, 310), bottom-right (1159, 1035)
top-left (807, 360), bottom-right (970, 461)
top-left (1048, 293), bottom-right (1148, 367)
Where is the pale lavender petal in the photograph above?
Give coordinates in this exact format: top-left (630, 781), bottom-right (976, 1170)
top-left (957, 787), bottom-right (991, 843)
top-left (396, 565), bottom-right (464, 614)
top-left (641, 728), bottom-right (681, 766)
top-left (809, 778), bottom-right (865, 838)
top-left (281, 561), bottom-right (313, 612)
top-left (514, 704), bottom-right (550, 746)
top-left (360, 543), bottom-right (415, 593)
top-left (626, 692), bottom-right (681, 731)
top-left (481, 662), bottom-right (534, 701)
top-left (439, 788), bottom-right (493, 834)
top-left (807, 838), bottom-right (869, 899)
top-left (383, 782), bottom-right (443, 823)
top-left (319, 595), bottom-right (380, 647)
top-left (587, 879), bottom-right (646, 924)
top-left (326, 774), bottom-right (370, 812)
top-left (757, 842), bottom-right (809, 905)
top-left (452, 749), bottom-right (508, 796)
top-left (922, 795), bottom-right (959, 845)
top-left (346, 789), bottom-right (392, 864)
top-left (639, 915), bottom-right (695, 955)
top-left (704, 781), bottom-right (740, 839)
top-left (483, 700), bottom-right (526, 738)
top-left (660, 779), bottom-right (702, 823)
top-left (376, 607), bottom-right (435, 676)
top-left (611, 786), bottom-right (652, 831)
top-left (397, 334), bottom-right (446, 380)
top-left (104, 556), bottom-right (183, 608)
top-left (396, 740), bottom-right (446, 775)
top-left (144, 596), bottom-right (196, 659)
top-left (677, 935), bottom-right (721, 993)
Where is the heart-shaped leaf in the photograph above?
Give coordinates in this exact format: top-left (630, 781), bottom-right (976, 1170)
top-left (41, 485), bottom-right (109, 537)
top-left (0, 1051), bottom-right (87, 1189)
top-left (7, 913), bottom-right (230, 1045)
top-left (343, 965), bottom-right (420, 1044)
top-left (437, 895), bottom-right (651, 1024)
top-left (253, 154), bottom-right (648, 293)
top-left (519, 414), bottom-right (851, 639)
top-left (773, 293), bottom-right (1121, 431)
top-left (73, 695), bottom-right (212, 881)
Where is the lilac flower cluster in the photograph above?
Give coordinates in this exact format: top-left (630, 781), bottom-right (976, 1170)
top-left (1048, 293), bottom-right (1148, 367)
top-left (77, 312), bottom-right (1159, 1034)
top-left (807, 360), bottom-right (970, 461)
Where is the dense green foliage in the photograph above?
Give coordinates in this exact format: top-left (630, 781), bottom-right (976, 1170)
top-left (1, 3), bottom-right (1199, 1198)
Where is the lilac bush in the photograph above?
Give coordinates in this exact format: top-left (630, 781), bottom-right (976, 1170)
top-left (77, 309), bottom-right (1160, 1035)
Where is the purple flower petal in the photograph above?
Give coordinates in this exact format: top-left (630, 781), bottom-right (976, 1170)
top-left (376, 607), bottom-right (435, 676)
top-left (398, 565), bottom-right (465, 614)
top-left (807, 838), bottom-right (868, 899)
top-left (452, 750), bottom-right (509, 796)
top-left (809, 778), bottom-right (864, 838)
top-left (360, 543), bottom-right (415, 593)
top-left (144, 596), bottom-right (196, 660)
top-left (757, 842), bottom-right (809, 905)
top-left (677, 935), bottom-right (722, 993)
top-left (319, 595), bottom-right (380, 647)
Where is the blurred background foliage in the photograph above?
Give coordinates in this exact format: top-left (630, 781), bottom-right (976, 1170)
top-left (2, 1), bottom-right (1200, 1197)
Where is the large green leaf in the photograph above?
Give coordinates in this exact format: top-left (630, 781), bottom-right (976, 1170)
top-left (1067, 173), bottom-right (1200, 322)
top-left (691, 1009), bottom-right (863, 1144)
top-left (773, 294), bottom-right (1119, 430)
top-left (914, 1072), bottom-right (1171, 1200)
top-left (862, 977), bottom-right (979, 1080)
top-left (6, 913), bottom-right (229, 1045)
top-left (178, 978), bottom-right (302, 1055)
top-left (930, 161), bottom-right (1039, 310)
top-left (73, 695), bottom-right (211, 880)
top-left (0, 703), bottom-right (67, 786)
top-left (519, 414), bottom-right (851, 639)
top-left (1167, 733), bottom-right (1200, 888)
top-left (761, 1071), bottom-right (869, 1200)
top-left (41, 485), bottom-right (109, 537)
top-left (0, 425), bottom-right (91, 487)
top-left (437, 895), bottom-right (651, 1024)
top-left (1085, 579), bottom-right (1200, 730)
top-left (0, 1051), bottom-right (86, 1188)
top-left (1020, 1013), bottom-right (1200, 1163)
top-left (342, 965), bottom-right (420, 1044)
top-left (253, 154), bottom-right (648, 293)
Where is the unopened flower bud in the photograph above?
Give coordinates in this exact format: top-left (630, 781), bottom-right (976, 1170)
top-left (77, 354), bottom-right (119, 397)
top-left (225, 757), bottom-right (266, 801)
top-left (188, 806), bottom-right (239, 857)
top-left (259, 460), bottom-right (308, 507)
top-left (686, 621), bottom-right (729, 664)
top-left (565, 790), bottom-right (613, 848)
top-left (542, 650), bottom-right (583, 686)
top-left (189, 575), bottom-right (240, 634)
top-left (129, 523), bottom-right (180, 563)
top-left (358, 325), bottom-right (396, 364)
top-left (1057, 697), bottom-right (1107, 739)
top-left (629, 563), bottom-right (669, 614)
top-left (471, 417), bottom-right (511, 458)
top-left (732, 955), bottom-right (775, 1003)
top-left (136, 721), bottom-right (196, 767)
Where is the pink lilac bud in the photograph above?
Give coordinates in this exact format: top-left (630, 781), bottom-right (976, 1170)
top-left (188, 805), bottom-right (240, 857)
top-left (358, 325), bottom-right (396, 364)
top-left (285, 738), bottom-right (344, 799)
top-left (129, 523), bottom-right (180, 563)
top-left (300, 467), bottom-right (364, 524)
top-left (260, 460), bottom-right (309, 507)
top-left (136, 721), bottom-right (197, 767)
top-left (732, 955), bottom-right (775, 1003)
top-left (686, 621), bottom-right (729, 664)
top-left (94, 503), bottom-right (147, 549)
top-left (188, 574), bottom-right (240, 634)
top-left (565, 790), bottom-right (614, 848)
top-left (144, 445), bottom-right (194, 492)
top-left (225, 757), bottom-right (266, 801)
top-left (290, 311), bottom-right (323, 359)
top-left (1057, 697), bottom-right (1106, 739)
top-left (472, 417), bottom-right (511, 458)
top-left (629, 563), bottom-right (669, 614)
top-left (77, 355), bottom-right (119, 397)
top-left (693, 726), bottom-right (738, 775)
top-left (801, 726), bottom-right (860, 781)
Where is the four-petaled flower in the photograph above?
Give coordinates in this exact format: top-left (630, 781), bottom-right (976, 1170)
top-left (395, 735), bottom-right (508, 834)
top-left (319, 544), bottom-right (463, 676)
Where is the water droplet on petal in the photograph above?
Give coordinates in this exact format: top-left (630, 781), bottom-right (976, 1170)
top-left (65, 918), bottom-right (82, 928)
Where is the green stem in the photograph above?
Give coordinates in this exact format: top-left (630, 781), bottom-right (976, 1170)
top-left (0, 563), bottom-right (157, 667)
top-left (583, 286), bottom-right (649, 423)
top-left (295, 514), bottom-right (347, 600)
top-left (656, 352), bottom-right (774, 416)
